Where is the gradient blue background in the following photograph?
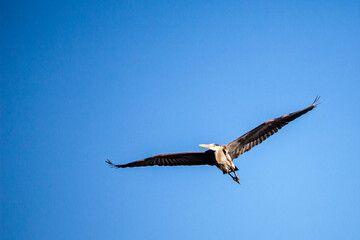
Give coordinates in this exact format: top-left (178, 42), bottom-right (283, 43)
top-left (1, 1), bottom-right (360, 239)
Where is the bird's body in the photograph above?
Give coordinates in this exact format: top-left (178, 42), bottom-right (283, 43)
top-left (212, 146), bottom-right (240, 183)
top-left (106, 97), bottom-right (320, 183)
top-left (215, 147), bottom-right (235, 174)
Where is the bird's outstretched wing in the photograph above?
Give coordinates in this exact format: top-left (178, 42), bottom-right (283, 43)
top-left (226, 96), bottom-right (320, 160)
top-left (106, 151), bottom-right (216, 168)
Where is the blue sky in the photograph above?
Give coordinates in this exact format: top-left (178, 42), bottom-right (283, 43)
top-left (1, 0), bottom-right (360, 239)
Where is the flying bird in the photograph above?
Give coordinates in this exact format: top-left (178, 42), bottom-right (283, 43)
top-left (106, 97), bottom-right (320, 184)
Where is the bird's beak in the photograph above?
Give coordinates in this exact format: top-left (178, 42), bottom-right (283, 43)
top-left (199, 144), bottom-right (211, 149)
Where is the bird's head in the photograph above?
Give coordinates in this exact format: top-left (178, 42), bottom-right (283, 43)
top-left (199, 143), bottom-right (222, 151)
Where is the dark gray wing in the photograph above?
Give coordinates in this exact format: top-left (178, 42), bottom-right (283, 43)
top-left (106, 151), bottom-right (216, 168)
top-left (226, 97), bottom-right (320, 160)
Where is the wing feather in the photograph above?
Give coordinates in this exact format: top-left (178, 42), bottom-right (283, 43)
top-left (226, 97), bottom-right (320, 159)
top-left (106, 151), bottom-right (216, 168)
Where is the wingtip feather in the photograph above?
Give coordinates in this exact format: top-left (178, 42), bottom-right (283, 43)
top-left (312, 95), bottom-right (321, 107)
top-left (106, 159), bottom-right (118, 168)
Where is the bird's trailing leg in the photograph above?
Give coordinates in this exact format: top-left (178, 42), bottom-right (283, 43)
top-left (228, 171), bottom-right (240, 184)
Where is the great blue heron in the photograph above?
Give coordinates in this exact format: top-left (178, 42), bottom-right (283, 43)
top-left (106, 97), bottom-right (320, 184)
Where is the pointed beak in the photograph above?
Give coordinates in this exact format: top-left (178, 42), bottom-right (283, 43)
top-left (199, 144), bottom-right (211, 149)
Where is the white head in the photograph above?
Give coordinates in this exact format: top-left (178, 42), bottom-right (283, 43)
top-left (198, 143), bottom-right (223, 151)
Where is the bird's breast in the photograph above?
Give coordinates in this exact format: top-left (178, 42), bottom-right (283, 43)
top-left (214, 149), bottom-right (236, 173)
